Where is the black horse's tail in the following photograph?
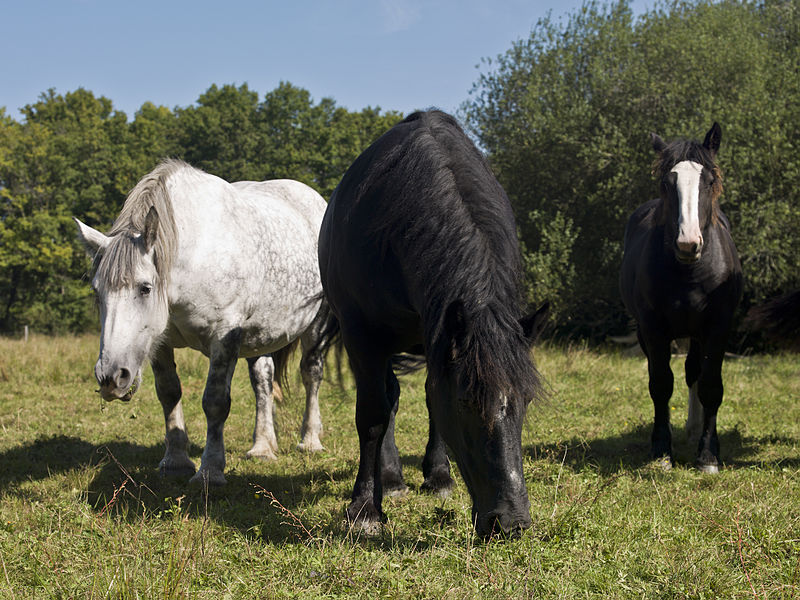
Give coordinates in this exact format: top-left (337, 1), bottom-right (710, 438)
top-left (392, 353), bottom-right (427, 375)
top-left (306, 293), bottom-right (429, 383)
top-left (271, 338), bottom-right (299, 398)
top-left (746, 289), bottom-right (800, 348)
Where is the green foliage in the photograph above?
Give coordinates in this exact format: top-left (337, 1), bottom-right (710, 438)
top-left (0, 85), bottom-right (400, 334)
top-left (463, 0), bottom-right (800, 340)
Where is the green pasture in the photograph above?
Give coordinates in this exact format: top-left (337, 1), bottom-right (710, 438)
top-left (0, 335), bottom-right (798, 598)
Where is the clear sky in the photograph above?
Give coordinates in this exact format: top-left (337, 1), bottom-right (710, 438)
top-left (1, 0), bottom-right (649, 120)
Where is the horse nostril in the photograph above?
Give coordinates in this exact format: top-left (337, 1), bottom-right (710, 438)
top-left (117, 367), bottom-right (131, 386)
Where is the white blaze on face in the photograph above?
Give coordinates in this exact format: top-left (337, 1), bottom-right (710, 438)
top-left (671, 161), bottom-right (704, 256)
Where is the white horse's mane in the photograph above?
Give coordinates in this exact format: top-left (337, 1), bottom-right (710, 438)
top-left (95, 159), bottom-right (184, 291)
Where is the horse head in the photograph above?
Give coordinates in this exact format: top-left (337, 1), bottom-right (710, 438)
top-left (651, 123), bottom-right (723, 264)
top-left (426, 301), bottom-right (547, 538)
top-left (75, 207), bottom-right (169, 401)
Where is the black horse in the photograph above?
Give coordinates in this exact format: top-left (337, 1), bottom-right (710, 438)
top-left (318, 110), bottom-right (543, 537)
top-left (620, 123), bottom-right (742, 472)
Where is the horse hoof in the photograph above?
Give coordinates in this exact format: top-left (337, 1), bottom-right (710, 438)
top-left (343, 517), bottom-right (383, 537)
top-left (158, 459), bottom-right (196, 479)
top-left (421, 476), bottom-right (454, 498)
top-left (697, 463), bottom-right (720, 474)
top-left (296, 440), bottom-right (325, 453)
top-left (651, 456), bottom-right (673, 471)
top-left (696, 449), bottom-right (720, 474)
top-left (345, 499), bottom-right (385, 536)
top-left (245, 449), bottom-right (278, 461)
top-left (383, 484), bottom-right (409, 498)
top-left (189, 469), bottom-right (227, 487)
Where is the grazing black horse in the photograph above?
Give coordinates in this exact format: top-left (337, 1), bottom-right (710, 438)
top-left (318, 110), bottom-right (543, 537)
top-left (620, 123), bottom-right (742, 472)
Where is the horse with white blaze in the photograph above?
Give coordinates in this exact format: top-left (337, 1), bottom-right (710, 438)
top-left (75, 159), bottom-right (330, 486)
top-left (620, 123), bottom-right (742, 473)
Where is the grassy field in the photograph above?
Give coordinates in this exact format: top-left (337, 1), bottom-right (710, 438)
top-left (0, 334), bottom-right (798, 598)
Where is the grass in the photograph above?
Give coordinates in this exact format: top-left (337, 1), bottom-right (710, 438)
top-left (0, 334), bottom-right (798, 598)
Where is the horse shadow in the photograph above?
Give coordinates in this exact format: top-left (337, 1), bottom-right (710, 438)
top-left (524, 423), bottom-right (800, 475)
top-left (0, 434), bottom-right (441, 548)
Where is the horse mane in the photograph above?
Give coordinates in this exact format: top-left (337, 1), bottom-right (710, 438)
top-left (356, 110), bottom-right (540, 420)
top-left (94, 159), bottom-right (183, 292)
top-left (652, 138), bottom-right (724, 224)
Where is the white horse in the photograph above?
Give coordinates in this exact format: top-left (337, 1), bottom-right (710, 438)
top-left (75, 159), bottom-right (329, 486)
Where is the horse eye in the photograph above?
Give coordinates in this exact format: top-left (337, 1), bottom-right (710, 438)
top-left (139, 284), bottom-right (152, 297)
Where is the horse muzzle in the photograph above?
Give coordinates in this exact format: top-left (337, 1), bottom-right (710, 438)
top-left (674, 242), bottom-right (703, 264)
top-left (96, 366), bottom-right (140, 402)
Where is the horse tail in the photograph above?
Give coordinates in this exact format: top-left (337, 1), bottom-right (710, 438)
top-left (391, 353), bottom-right (426, 375)
top-left (746, 289), bottom-right (800, 347)
top-left (271, 338), bottom-right (300, 398)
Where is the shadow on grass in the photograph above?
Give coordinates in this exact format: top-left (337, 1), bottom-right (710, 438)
top-left (525, 423), bottom-right (800, 474)
top-left (0, 434), bottom-right (358, 543)
top-left (0, 435), bottom-right (442, 549)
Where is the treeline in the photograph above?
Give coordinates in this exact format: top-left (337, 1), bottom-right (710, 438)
top-left (0, 83), bottom-right (401, 333)
top-left (462, 0), bottom-right (800, 343)
top-left (2, 0), bottom-right (798, 345)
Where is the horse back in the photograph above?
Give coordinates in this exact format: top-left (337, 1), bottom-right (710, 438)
top-left (167, 173), bottom-right (325, 355)
top-left (320, 110), bottom-right (521, 354)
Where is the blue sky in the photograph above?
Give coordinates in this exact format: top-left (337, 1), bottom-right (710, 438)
top-left (2, 0), bottom-right (649, 120)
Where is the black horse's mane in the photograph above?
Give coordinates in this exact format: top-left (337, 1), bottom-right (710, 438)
top-left (352, 110), bottom-right (540, 419)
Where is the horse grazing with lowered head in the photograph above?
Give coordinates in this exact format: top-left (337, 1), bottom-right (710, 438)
top-left (75, 159), bottom-right (329, 486)
top-left (318, 110), bottom-right (544, 538)
top-left (620, 123), bottom-right (742, 472)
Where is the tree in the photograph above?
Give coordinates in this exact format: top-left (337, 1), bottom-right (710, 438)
top-left (463, 0), bottom-right (800, 340)
top-left (0, 83), bottom-right (402, 334)
top-left (0, 89), bottom-right (141, 333)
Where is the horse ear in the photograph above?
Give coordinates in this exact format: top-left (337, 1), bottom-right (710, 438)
top-left (443, 300), bottom-right (469, 361)
top-left (74, 217), bottom-right (110, 256)
top-left (520, 301), bottom-right (550, 346)
top-left (142, 206), bottom-right (159, 252)
top-left (650, 133), bottom-right (667, 154)
top-left (703, 122), bottom-right (722, 157)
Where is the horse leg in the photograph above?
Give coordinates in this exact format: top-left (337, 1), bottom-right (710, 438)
top-left (695, 345), bottom-right (725, 473)
top-left (190, 331), bottom-right (240, 487)
top-left (640, 328), bottom-right (674, 467)
top-left (152, 345), bottom-right (196, 478)
top-left (346, 348), bottom-right (393, 533)
top-left (245, 355), bottom-right (278, 460)
top-left (380, 368), bottom-right (408, 496)
top-left (420, 389), bottom-right (454, 497)
top-left (297, 324), bottom-right (326, 452)
top-left (684, 338), bottom-right (703, 443)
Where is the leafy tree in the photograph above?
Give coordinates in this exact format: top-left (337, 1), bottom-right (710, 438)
top-left (463, 0), bottom-right (800, 340)
top-left (0, 82), bottom-right (401, 334)
top-left (176, 83), bottom-right (262, 181)
top-left (0, 89), bottom-right (141, 332)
